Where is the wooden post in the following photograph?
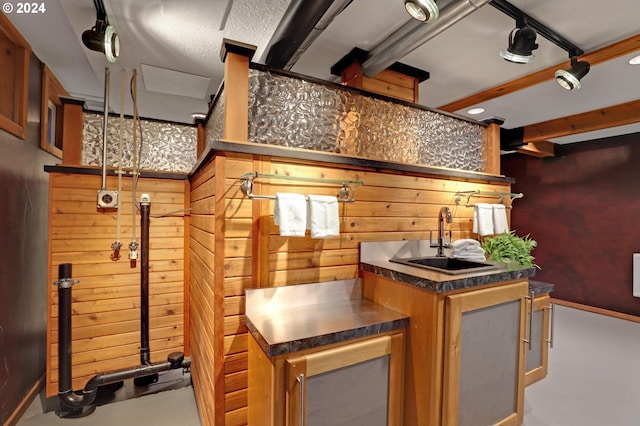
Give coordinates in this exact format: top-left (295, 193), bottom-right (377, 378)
top-left (330, 47), bottom-right (429, 103)
top-left (219, 39), bottom-right (256, 142)
top-left (59, 97), bottom-right (85, 166)
top-left (483, 118), bottom-right (503, 175)
top-left (195, 117), bottom-right (206, 158)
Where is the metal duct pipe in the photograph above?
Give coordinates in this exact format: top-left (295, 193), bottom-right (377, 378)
top-left (362, 0), bottom-right (491, 77)
top-left (262, 0), bottom-right (352, 70)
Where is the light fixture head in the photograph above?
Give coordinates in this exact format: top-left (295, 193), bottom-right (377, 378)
top-left (555, 57), bottom-right (590, 90)
top-left (82, 20), bottom-right (120, 63)
top-left (404, 0), bottom-right (439, 23)
top-left (500, 25), bottom-right (538, 64)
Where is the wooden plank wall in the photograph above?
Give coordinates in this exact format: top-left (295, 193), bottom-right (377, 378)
top-left (188, 152), bottom-right (511, 426)
top-left (47, 172), bottom-right (188, 397)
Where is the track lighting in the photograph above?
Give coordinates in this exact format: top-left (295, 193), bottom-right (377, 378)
top-left (491, 1), bottom-right (590, 88)
top-left (500, 25), bottom-right (538, 64)
top-left (81, 0), bottom-right (119, 63)
top-left (555, 57), bottom-right (590, 91)
top-left (404, 0), bottom-right (439, 23)
top-left (82, 20), bottom-right (119, 63)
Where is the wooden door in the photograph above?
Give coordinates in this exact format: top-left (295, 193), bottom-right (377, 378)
top-left (525, 294), bottom-right (552, 386)
top-left (285, 332), bottom-right (404, 426)
top-left (443, 281), bottom-right (528, 426)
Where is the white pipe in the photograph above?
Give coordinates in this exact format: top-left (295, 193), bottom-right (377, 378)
top-left (115, 69), bottom-right (125, 250)
top-left (129, 69), bottom-right (139, 260)
top-left (100, 68), bottom-right (110, 190)
top-left (362, 0), bottom-right (491, 77)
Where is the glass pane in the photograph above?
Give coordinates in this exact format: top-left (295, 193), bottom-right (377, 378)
top-left (247, 69), bottom-right (485, 172)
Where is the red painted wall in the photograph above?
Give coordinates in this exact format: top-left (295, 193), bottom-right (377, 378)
top-left (502, 134), bottom-right (640, 316)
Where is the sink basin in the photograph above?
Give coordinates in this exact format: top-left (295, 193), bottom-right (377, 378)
top-left (389, 256), bottom-right (499, 275)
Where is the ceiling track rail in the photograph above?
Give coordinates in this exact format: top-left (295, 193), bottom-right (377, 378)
top-left (489, 0), bottom-right (584, 57)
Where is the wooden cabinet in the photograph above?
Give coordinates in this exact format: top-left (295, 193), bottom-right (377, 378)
top-left (525, 294), bottom-right (553, 386)
top-left (362, 271), bottom-right (530, 425)
top-left (442, 281), bottom-right (528, 426)
top-left (249, 330), bottom-right (405, 426)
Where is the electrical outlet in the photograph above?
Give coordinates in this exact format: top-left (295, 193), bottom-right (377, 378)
top-left (97, 190), bottom-right (119, 209)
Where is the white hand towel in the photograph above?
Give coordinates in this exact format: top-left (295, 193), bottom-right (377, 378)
top-left (452, 239), bottom-right (481, 251)
top-left (307, 194), bottom-right (340, 238)
top-left (473, 203), bottom-right (494, 236)
top-left (492, 204), bottom-right (509, 234)
top-left (274, 193), bottom-right (307, 237)
top-left (454, 247), bottom-right (485, 256)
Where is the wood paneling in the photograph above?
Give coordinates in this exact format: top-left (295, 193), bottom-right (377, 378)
top-left (46, 172), bottom-right (188, 397)
top-left (189, 151), bottom-right (511, 424)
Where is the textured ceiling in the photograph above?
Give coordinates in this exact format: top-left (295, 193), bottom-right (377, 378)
top-left (6, 0), bottom-right (640, 145)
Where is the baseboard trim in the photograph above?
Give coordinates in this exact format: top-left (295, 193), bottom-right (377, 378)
top-left (2, 374), bottom-right (45, 426)
top-left (551, 298), bottom-right (640, 323)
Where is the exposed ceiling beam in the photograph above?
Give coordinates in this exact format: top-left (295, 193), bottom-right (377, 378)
top-left (523, 98), bottom-right (640, 143)
top-left (516, 141), bottom-right (555, 158)
top-left (438, 33), bottom-right (640, 112)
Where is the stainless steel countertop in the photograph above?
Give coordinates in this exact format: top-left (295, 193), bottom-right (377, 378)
top-left (245, 280), bottom-right (408, 357)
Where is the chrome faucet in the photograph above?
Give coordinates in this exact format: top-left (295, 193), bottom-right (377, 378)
top-left (437, 206), bottom-right (453, 257)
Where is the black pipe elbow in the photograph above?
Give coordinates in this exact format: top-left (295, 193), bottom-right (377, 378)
top-left (58, 382), bottom-right (97, 409)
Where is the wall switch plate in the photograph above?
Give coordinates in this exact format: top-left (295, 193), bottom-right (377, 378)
top-left (97, 190), bottom-right (119, 209)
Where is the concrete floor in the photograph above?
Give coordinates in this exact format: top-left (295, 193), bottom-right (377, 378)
top-left (17, 370), bottom-right (201, 426)
top-left (17, 305), bottom-right (640, 425)
top-left (523, 304), bottom-right (640, 426)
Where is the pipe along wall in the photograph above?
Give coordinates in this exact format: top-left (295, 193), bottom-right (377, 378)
top-left (55, 196), bottom-right (191, 417)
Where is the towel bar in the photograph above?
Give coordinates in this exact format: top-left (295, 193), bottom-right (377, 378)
top-left (454, 190), bottom-right (523, 208)
top-left (239, 172), bottom-right (363, 203)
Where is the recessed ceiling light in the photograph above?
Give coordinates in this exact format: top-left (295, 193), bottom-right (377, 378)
top-left (467, 107), bottom-right (485, 115)
top-left (629, 54), bottom-right (640, 65)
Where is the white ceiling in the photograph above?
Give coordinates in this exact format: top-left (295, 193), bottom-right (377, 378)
top-left (7, 0), bottom-right (640, 145)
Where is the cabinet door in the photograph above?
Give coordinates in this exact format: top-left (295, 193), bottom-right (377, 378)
top-left (443, 281), bottom-right (528, 426)
top-left (285, 333), bottom-right (404, 426)
top-left (525, 294), bottom-right (552, 386)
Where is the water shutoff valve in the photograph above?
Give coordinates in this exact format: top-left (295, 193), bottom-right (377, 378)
top-left (129, 241), bottom-right (139, 260)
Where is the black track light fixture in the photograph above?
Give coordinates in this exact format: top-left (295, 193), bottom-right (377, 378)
top-left (500, 24), bottom-right (538, 64)
top-left (491, 0), bottom-right (590, 88)
top-left (404, 0), bottom-right (439, 23)
top-left (81, 0), bottom-right (119, 63)
top-left (555, 56), bottom-right (590, 91)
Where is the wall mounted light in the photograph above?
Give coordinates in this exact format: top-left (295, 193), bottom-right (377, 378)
top-left (81, 0), bottom-right (119, 63)
top-left (404, 0), bottom-right (439, 23)
top-left (500, 24), bottom-right (538, 64)
top-left (555, 56), bottom-right (590, 91)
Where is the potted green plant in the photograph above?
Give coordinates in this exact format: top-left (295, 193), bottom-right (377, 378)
top-left (481, 231), bottom-right (539, 268)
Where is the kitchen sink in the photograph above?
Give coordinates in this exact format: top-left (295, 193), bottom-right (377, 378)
top-left (389, 256), bottom-right (499, 275)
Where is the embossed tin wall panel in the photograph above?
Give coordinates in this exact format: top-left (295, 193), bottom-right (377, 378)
top-left (246, 69), bottom-right (486, 171)
top-left (82, 113), bottom-right (197, 173)
top-left (207, 87), bottom-right (225, 145)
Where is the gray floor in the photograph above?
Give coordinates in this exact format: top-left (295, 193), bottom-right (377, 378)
top-left (18, 370), bottom-right (201, 426)
top-left (523, 304), bottom-right (640, 426)
top-left (17, 305), bottom-right (640, 425)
